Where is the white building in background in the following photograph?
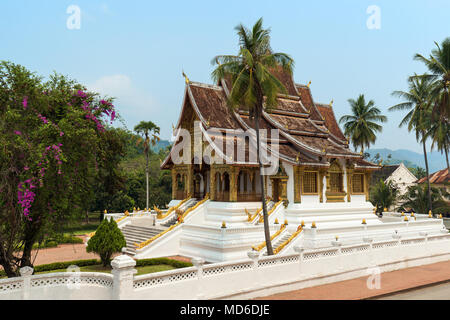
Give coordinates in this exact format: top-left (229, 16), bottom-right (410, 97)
top-left (385, 163), bottom-right (418, 196)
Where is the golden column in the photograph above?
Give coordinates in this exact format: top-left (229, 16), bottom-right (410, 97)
top-left (346, 168), bottom-right (353, 202)
top-left (294, 166), bottom-right (303, 203)
top-left (210, 165), bottom-right (216, 200)
top-left (364, 172), bottom-right (371, 200)
top-left (187, 165), bottom-right (194, 197)
top-left (230, 167), bottom-right (239, 202)
top-left (171, 169), bottom-right (177, 199)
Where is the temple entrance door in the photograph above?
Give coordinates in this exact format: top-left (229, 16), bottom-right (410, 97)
top-left (194, 173), bottom-right (203, 199)
top-left (272, 179), bottom-right (279, 201)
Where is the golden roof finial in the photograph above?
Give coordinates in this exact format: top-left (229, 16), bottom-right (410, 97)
top-left (182, 70), bottom-right (189, 84)
top-left (322, 148), bottom-right (326, 153)
top-left (296, 153), bottom-right (300, 162)
top-left (307, 80), bottom-right (311, 88)
top-left (330, 99), bottom-right (334, 107)
top-left (206, 117), bottom-right (210, 127)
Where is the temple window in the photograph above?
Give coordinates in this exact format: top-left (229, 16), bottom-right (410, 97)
top-left (352, 174), bottom-right (364, 193)
top-left (303, 171), bottom-right (318, 194)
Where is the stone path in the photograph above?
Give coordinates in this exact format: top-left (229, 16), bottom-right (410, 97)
top-left (255, 260), bottom-right (450, 300)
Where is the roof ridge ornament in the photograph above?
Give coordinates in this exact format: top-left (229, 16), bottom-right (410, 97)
top-left (307, 80), bottom-right (311, 88)
top-left (329, 99), bottom-right (334, 107)
top-left (182, 70), bottom-right (189, 84)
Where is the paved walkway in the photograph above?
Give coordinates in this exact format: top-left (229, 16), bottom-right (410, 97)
top-left (255, 260), bottom-right (450, 300)
top-left (376, 281), bottom-right (450, 300)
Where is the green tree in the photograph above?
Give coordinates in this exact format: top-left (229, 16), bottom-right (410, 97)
top-left (212, 18), bottom-right (294, 255)
top-left (134, 121), bottom-right (160, 210)
top-left (370, 179), bottom-right (399, 213)
top-left (339, 94), bottom-right (387, 153)
top-left (389, 75), bottom-right (434, 211)
top-left (428, 117), bottom-right (449, 171)
top-left (409, 167), bottom-right (427, 180)
top-left (0, 61), bottom-right (121, 276)
top-left (400, 185), bottom-right (449, 215)
top-left (414, 38), bottom-right (450, 121)
top-left (86, 219), bottom-right (126, 266)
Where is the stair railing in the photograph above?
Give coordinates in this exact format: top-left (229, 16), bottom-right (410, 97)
top-left (135, 194), bottom-right (209, 250)
top-left (273, 225), bottom-right (303, 255)
top-left (246, 199), bottom-right (272, 223)
top-left (157, 197), bottom-right (190, 220)
top-left (251, 223), bottom-right (287, 252)
top-left (258, 200), bottom-right (283, 223)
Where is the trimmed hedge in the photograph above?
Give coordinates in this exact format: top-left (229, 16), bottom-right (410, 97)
top-left (136, 258), bottom-right (192, 268)
top-left (0, 257), bottom-right (191, 278)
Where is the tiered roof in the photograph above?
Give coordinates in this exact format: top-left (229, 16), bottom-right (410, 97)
top-left (161, 68), bottom-right (379, 170)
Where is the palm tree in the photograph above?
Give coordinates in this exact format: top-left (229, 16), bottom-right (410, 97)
top-left (400, 185), bottom-right (449, 215)
top-left (389, 75), bottom-right (434, 211)
top-left (339, 94), bottom-right (387, 153)
top-left (369, 179), bottom-right (399, 213)
top-left (134, 121), bottom-right (160, 210)
top-left (414, 38), bottom-right (450, 121)
top-left (428, 118), bottom-right (449, 171)
top-left (211, 18), bottom-right (294, 255)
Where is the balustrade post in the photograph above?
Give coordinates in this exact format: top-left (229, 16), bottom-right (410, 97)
top-left (111, 254), bottom-right (137, 300)
top-left (293, 246), bottom-right (304, 277)
top-left (247, 251), bottom-right (260, 269)
top-left (192, 257), bottom-right (205, 299)
top-left (331, 240), bottom-right (343, 271)
top-left (20, 266), bottom-right (33, 300)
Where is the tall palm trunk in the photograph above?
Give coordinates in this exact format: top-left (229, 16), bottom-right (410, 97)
top-left (254, 100), bottom-right (273, 255)
top-left (422, 133), bottom-right (432, 212)
top-left (445, 147), bottom-right (449, 172)
top-left (145, 148), bottom-right (149, 210)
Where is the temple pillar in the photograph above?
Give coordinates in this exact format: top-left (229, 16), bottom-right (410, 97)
top-left (187, 165), bottom-right (194, 198)
top-left (346, 168), bottom-right (353, 202)
top-left (171, 169), bottom-right (177, 199)
top-left (230, 167), bottom-right (239, 202)
top-left (319, 169), bottom-right (327, 203)
top-left (294, 166), bottom-right (303, 203)
top-left (210, 166), bottom-right (216, 200)
top-left (365, 172), bottom-right (371, 201)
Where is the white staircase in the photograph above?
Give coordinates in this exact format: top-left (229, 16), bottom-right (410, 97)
top-left (121, 225), bottom-right (166, 256)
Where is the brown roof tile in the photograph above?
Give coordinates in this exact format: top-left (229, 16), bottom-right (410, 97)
top-left (417, 168), bottom-right (450, 184)
top-left (316, 103), bottom-right (347, 142)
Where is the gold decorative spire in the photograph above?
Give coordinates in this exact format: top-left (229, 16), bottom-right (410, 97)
top-left (182, 70), bottom-right (189, 84)
top-left (330, 99), bottom-right (334, 107)
top-left (307, 80), bottom-right (311, 88)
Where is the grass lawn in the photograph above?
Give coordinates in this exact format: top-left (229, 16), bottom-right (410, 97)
top-left (35, 264), bottom-right (175, 276)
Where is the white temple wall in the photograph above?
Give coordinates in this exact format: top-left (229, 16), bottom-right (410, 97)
top-left (282, 161), bottom-right (294, 204)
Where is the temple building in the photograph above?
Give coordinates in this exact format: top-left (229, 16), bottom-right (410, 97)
top-left (161, 68), bottom-right (379, 205)
top-left (111, 66), bottom-right (446, 263)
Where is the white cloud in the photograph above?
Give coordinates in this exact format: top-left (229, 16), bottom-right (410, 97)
top-left (89, 74), bottom-right (160, 128)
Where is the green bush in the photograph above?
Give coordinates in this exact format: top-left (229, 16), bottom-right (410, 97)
top-left (136, 258), bottom-right (192, 268)
top-left (86, 219), bottom-right (126, 266)
top-left (434, 206), bottom-right (450, 217)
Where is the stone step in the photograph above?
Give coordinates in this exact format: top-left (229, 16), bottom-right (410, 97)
top-left (122, 230), bottom-right (160, 238)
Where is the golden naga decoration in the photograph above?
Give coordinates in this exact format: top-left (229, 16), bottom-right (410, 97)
top-left (329, 99), bottom-right (334, 107)
top-left (115, 215), bottom-right (127, 224)
top-left (252, 223), bottom-right (286, 252)
top-left (404, 216), bottom-right (409, 221)
top-left (301, 220), bottom-right (305, 227)
top-left (158, 197), bottom-right (190, 220)
top-left (154, 205), bottom-right (163, 218)
top-left (273, 226), bottom-right (303, 255)
top-left (87, 231), bottom-right (96, 238)
top-left (124, 210), bottom-right (129, 216)
top-left (136, 194), bottom-right (209, 250)
top-left (258, 200), bottom-right (283, 223)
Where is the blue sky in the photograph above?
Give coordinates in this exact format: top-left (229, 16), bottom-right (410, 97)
top-left (1, 0), bottom-right (449, 154)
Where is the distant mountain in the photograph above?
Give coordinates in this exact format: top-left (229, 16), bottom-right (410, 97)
top-left (366, 148), bottom-right (447, 173)
top-left (151, 139), bottom-right (171, 152)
